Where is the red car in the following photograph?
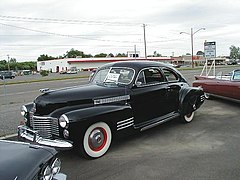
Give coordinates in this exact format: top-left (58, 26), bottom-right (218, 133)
top-left (193, 69), bottom-right (240, 103)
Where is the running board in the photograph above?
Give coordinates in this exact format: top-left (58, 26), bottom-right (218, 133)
top-left (139, 113), bottom-right (180, 132)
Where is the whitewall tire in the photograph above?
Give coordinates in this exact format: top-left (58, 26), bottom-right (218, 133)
top-left (204, 92), bottom-right (211, 99)
top-left (83, 122), bottom-right (112, 159)
top-left (182, 111), bottom-right (195, 123)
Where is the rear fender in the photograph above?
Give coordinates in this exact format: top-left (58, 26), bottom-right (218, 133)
top-left (179, 87), bottom-right (204, 115)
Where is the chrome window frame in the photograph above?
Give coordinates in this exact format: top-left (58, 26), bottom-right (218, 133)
top-left (160, 67), bottom-right (180, 83)
top-left (135, 67), bottom-right (166, 87)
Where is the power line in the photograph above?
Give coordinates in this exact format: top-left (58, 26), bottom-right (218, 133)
top-left (147, 38), bottom-right (182, 43)
top-left (0, 15), bottom-right (140, 26)
top-left (0, 44), bottom-right (138, 48)
top-left (0, 22), bottom-right (141, 43)
top-left (0, 33), bottom-right (142, 36)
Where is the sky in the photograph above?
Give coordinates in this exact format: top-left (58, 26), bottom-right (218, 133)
top-left (0, 0), bottom-right (240, 62)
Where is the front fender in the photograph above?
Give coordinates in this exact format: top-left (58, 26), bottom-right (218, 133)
top-left (65, 105), bottom-right (133, 134)
top-left (179, 87), bottom-right (204, 115)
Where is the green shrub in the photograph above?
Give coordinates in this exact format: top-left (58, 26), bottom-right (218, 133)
top-left (40, 70), bottom-right (49, 76)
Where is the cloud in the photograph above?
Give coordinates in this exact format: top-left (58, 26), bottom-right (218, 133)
top-left (0, 0), bottom-right (240, 61)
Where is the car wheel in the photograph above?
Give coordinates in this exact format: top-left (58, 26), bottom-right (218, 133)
top-left (204, 92), bottom-right (211, 99)
top-left (181, 111), bottom-right (195, 123)
top-left (82, 122), bottom-right (112, 159)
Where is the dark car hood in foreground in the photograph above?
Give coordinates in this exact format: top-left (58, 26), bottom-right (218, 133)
top-left (35, 83), bottom-right (128, 115)
top-left (0, 140), bottom-right (56, 180)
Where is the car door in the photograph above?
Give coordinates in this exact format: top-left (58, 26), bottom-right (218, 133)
top-left (130, 67), bottom-right (168, 125)
top-left (161, 67), bottom-right (182, 113)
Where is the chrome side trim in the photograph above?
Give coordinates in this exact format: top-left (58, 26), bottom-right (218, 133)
top-left (117, 117), bottom-right (134, 125)
top-left (94, 95), bottom-right (130, 105)
top-left (117, 117), bottom-right (134, 131)
top-left (18, 125), bottom-right (72, 150)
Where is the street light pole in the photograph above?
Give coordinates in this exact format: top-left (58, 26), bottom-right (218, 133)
top-left (180, 27), bottom-right (205, 68)
top-left (143, 24), bottom-right (147, 59)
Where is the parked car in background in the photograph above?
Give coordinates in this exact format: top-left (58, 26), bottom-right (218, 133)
top-left (66, 69), bottom-right (77, 74)
top-left (0, 71), bottom-right (15, 79)
top-left (0, 140), bottom-right (66, 180)
top-left (227, 60), bottom-right (237, 65)
top-left (59, 70), bottom-right (67, 74)
top-left (193, 69), bottom-right (240, 103)
top-left (66, 67), bottom-right (78, 74)
top-left (18, 61), bottom-right (204, 159)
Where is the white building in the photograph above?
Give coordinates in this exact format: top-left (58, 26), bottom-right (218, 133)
top-left (37, 57), bottom-right (174, 73)
top-left (37, 59), bottom-right (70, 72)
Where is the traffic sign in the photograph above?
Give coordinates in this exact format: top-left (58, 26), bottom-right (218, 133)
top-left (204, 41), bottom-right (216, 58)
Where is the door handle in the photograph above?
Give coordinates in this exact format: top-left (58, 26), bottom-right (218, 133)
top-left (166, 87), bottom-right (171, 91)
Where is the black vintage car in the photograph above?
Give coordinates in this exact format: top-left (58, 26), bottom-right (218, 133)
top-left (0, 140), bottom-right (66, 180)
top-left (18, 61), bottom-right (204, 159)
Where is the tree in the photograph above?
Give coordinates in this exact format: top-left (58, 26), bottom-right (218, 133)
top-left (153, 51), bottom-right (162, 57)
top-left (196, 51), bottom-right (204, 56)
top-left (107, 53), bottom-right (114, 57)
top-left (64, 48), bottom-right (84, 58)
top-left (0, 60), bottom-right (7, 71)
top-left (9, 58), bottom-right (17, 63)
top-left (84, 54), bottom-right (93, 58)
top-left (0, 60), bottom-right (36, 71)
top-left (229, 45), bottom-right (240, 60)
top-left (63, 48), bottom-right (93, 58)
top-left (115, 53), bottom-right (127, 57)
top-left (94, 53), bottom-right (107, 58)
top-left (37, 54), bottom-right (56, 61)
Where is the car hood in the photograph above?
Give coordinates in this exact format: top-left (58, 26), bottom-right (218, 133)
top-left (34, 83), bottom-right (128, 116)
top-left (0, 140), bottom-right (56, 180)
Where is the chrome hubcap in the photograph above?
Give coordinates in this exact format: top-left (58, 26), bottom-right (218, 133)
top-left (88, 128), bottom-right (106, 151)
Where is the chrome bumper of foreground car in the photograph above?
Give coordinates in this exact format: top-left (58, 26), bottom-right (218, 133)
top-left (53, 173), bottom-right (67, 180)
top-left (18, 125), bottom-right (73, 150)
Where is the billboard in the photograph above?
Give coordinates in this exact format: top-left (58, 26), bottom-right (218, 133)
top-left (204, 41), bottom-right (216, 58)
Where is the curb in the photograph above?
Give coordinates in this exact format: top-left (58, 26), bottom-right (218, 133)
top-left (0, 133), bottom-right (17, 140)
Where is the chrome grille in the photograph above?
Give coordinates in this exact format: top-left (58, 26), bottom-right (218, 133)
top-left (30, 115), bottom-right (59, 138)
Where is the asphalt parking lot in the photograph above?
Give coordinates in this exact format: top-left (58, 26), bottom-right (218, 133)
top-left (58, 98), bottom-right (240, 180)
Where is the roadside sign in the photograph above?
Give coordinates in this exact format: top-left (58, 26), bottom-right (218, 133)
top-left (204, 41), bottom-right (216, 58)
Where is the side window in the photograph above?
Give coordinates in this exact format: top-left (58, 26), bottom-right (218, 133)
top-left (136, 71), bottom-right (146, 85)
top-left (162, 68), bottom-right (179, 82)
top-left (136, 68), bottom-right (164, 86)
top-left (233, 70), bottom-right (240, 80)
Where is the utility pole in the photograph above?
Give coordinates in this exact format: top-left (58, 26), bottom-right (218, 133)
top-left (134, 45), bottom-right (137, 60)
top-left (7, 54), bottom-right (10, 71)
top-left (143, 24), bottom-right (147, 59)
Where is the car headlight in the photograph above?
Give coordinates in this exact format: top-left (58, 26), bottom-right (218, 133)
top-left (20, 105), bottom-right (27, 116)
top-left (41, 158), bottom-right (61, 180)
top-left (42, 165), bottom-right (53, 180)
top-left (59, 114), bottom-right (69, 128)
top-left (51, 158), bottom-right (61, 175)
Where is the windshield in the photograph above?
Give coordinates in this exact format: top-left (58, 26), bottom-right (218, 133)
top-left (91, 67), bottom-right (134, 85)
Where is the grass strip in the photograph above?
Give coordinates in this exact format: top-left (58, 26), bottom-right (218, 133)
top-left (0, 75), bottom-right (89, 86)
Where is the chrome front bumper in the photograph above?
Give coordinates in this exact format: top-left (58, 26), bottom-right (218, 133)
top-left (18, 125), bottom-right (73, 150)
